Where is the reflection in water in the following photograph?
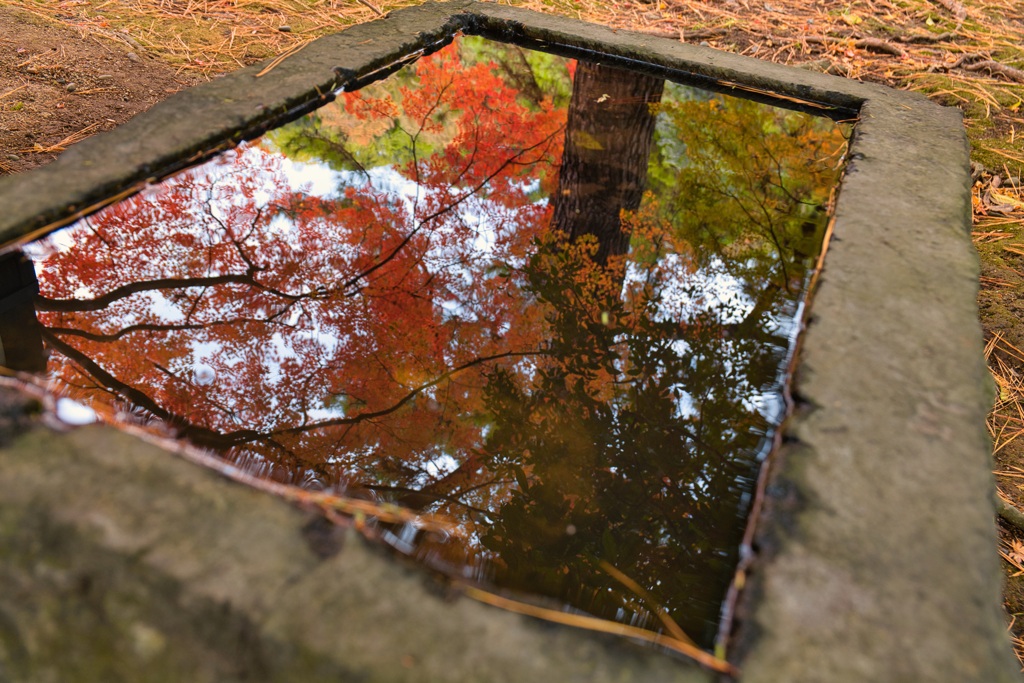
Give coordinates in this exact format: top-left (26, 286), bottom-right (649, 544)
top-left (8, 36), bottom-right (848, 648)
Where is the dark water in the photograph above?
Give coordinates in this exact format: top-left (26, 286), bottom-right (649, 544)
top-left (1, 35), bottom-right (848, 648)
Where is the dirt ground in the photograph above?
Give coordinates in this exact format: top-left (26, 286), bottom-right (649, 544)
top-left (0, 6), bottom-right (197, 175)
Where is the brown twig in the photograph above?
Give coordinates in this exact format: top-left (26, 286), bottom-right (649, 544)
top-left (951, 52), bottom-right (989, 69)
top-left (999, 494), bottom-right (1024, 534)
top-left (355, 0), bottom-right (384, 17)
top-left (854, 37), bottom-right (906, 57)
top-left (802, 35), bottom-right (906, 58)
top-left (963, 59), bottom-right (1024, 83)
top-left (894, 31), bottom-right (958, 43)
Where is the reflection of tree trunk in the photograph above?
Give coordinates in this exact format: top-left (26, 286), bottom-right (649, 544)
top-left (551, 63), bottom-right (665, 265)
top-left (0, 252), bottom-right (46, 373)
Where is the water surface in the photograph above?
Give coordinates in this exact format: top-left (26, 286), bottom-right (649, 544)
top-left (1, 35), bottom-right (848, 648)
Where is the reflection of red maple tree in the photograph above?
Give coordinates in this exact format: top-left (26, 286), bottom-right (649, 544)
top-left (34, 42), bottom-right (566, 505)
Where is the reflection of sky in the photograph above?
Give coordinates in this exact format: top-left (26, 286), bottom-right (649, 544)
top-left (317, 161), bottom-right (533, 326)
top-left (28, 130), bottom-right (795, 447)
top-left (46, 138), bottom-right (783, 436)
top-left (624, 253), bottom-right (753, 325)
top-left (622, 253), bottom-right (782, 425)
top-left (288, 150), bottom-right (767, 348)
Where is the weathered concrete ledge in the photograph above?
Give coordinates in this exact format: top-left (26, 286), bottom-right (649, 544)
top-left (0, 395), bottom-right (708, 682)
top-left (0, 2), bottom-right (1017, 681)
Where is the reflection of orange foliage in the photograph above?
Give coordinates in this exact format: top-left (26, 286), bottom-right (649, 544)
top-left (33, 39), bottom-right (569, 504)
top-left (621, 192), bottom-right (697, 274)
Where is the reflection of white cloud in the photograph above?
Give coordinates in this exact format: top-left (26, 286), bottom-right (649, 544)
top-left (620, 247), bottom-right (804, 436)
top-left (425, 452), bottom-right (459, 478)
top-left (624, 253), bottom-right (753, 325)
top-left (24, 227), bottom-right (78, 258)
top-left (190, 340), bottom-right (221, 360)
top-left (307, 406), bottom-right (347, 421)
top-left (147, 292), bottom-right (186, 323)
top-left (280, 156), bottom-right (339, 197)
top-left (56, 397), bottom-right (98, 426)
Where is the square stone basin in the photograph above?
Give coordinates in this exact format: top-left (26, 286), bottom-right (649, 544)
top-left (0, 2), bottom-right (1015, 682)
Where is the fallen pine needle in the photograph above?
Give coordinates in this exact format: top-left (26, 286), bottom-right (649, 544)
top-left (599, 559), bottom-right (696, 647)
top-left (22, 121), bottom-right (103, 154)
top-left (460, 584), bottom-right (738, 675)
top-left (0, 84), bottom-right (27, 101)
top-left (256, 38), bottom-right (313, 77)
top-left (356, 0), bottom-right (384, 16)
top-left (979, 146), bottom-right (1024, 165)
top-left (973, 230), bottom-right (1014, 242)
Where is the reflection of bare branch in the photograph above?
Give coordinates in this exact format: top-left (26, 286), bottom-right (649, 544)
top-left (46, 329), bottom-right (309, 467)
top-left (35, 272), bottom-right (301, 312)
top-left (286, 129), bottom-right (371, 179)
top-left (44, 316), bottom-right (296, 343)
top-left (402, 76), bottom-right (455, 221)
top-left (45, 321), bottom-right (546, 455)
top-left (41, 329), bottom-right (259, 450)
top-left (336, 126), bottom-right (563, 296)
top-left (183, 285), bottom-right (210, 325)
top-left (756, 132), bottom-right (833, 213)
top-left (363, 482), bottom-right (497, 516)
top-left (266, 349), bottom-right (547, 441)
top-left (701, 179), bottom-right (791, 289)
top-left (81, 215), bottom-right (116, 251)
top-left (496, 47), bottom-right (546, 105)
top-left (446, 112), bottom-right (484, 191)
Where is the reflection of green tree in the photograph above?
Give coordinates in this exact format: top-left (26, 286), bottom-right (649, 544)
top-left (472, 233), bottom-right (778, 647)
top-left (268, 92), bottom-right (421, 175)
top-left (458, 35), bottom-right (573, 110)
top-left (648, 87), bottom-right (847, 290)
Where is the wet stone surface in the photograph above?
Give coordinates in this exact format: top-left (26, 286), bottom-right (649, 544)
top-left (0, 35), bottom-right (846, 647)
